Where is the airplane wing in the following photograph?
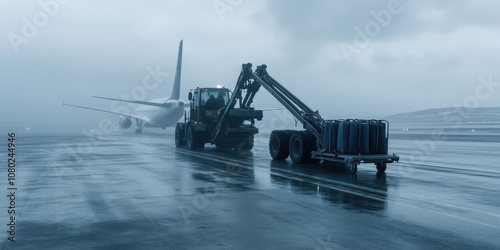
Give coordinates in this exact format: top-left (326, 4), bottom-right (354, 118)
top-left (90, 95), bottom-right (172, 108)
top-left (62, 98), bottom-right (151, 123)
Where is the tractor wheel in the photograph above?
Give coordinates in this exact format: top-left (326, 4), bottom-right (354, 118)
top-left (175, 124), bottom-right (185, 148)
top-left (235, 135), bottom-right (254, 152)
top-left (186, 125), bottom-right (204, 151)
top-left (269, 130), bottom-right (293, 160)
top-left (289, 131), bottom-right (318, 164)
top-left (376, 162), bottom-right (387, 173)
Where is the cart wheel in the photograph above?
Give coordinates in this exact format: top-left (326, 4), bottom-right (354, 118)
top-left (346, 162), bottom-right (357, 174)
top-left (376, 162), bottom-right (387, 173)
top-left (289, 131), bottom-right (318, 164)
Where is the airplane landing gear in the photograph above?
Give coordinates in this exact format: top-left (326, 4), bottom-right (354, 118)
top-left (135, 119), bottom-right (144, 134)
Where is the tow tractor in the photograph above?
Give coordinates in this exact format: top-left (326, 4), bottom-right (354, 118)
top-left (175, 84), bottom-right (263, 151)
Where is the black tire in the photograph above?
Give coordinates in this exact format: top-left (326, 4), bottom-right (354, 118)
top-left (175, 124), bottom-right (185, 148)
top-left (289, 131), bottom-right (318, 164)
top-left (235, 135), bottom-right (254, 152)
top-left (346, 162), bottom-right (358, 174)
top-left (269, 130), bottom-right (293, 160)
top-left (186, 125), bottom-right (204, 151)
top-left (376, 162), bottom-right (387, 173)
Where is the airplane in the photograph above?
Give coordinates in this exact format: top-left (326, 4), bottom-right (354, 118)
top-left (63, 40), bottom-right (186, 134)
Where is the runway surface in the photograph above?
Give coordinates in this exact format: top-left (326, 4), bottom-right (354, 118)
top-left (2, 124), bottom-right (500, 249)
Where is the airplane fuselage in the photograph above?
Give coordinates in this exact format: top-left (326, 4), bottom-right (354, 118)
top-left (134, 97), bottom-right (185, 128)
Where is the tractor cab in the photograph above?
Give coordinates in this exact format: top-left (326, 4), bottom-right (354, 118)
top-left (188, 86), bottom-right (230, 123)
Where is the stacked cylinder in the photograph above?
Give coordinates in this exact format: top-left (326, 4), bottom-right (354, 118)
top-left (321, 120), bottom-right (388, 155)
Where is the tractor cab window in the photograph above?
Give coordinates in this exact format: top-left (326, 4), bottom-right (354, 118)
top-left (200, 89), bottom-right (229, 109)
top-left (192, 91), bottom-right (199, 108)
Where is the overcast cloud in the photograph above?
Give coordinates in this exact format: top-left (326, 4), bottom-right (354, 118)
top-left (1, 0), bottom-right (499, 130)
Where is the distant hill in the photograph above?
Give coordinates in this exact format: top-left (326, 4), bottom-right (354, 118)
top-left (388, 107), bottom-right (500, 123)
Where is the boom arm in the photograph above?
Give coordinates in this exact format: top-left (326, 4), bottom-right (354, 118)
top-left (252, 64), bottom-right (323, 139)
top-left (211, 63), bottom-right (323, 142)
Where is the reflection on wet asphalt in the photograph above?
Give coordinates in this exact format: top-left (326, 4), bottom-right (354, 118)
top-left (2, 129), bottom-right (499, 249)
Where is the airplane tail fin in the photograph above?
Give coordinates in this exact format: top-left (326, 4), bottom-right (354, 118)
top-left (169, 39), bottom-right (183, 100)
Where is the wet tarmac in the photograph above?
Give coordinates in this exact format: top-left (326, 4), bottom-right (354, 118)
top-left (2, 127), bottom-right (500, 249)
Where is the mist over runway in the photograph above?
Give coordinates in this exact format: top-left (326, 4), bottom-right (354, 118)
top-left (3, 123), bottom-right (499, 249)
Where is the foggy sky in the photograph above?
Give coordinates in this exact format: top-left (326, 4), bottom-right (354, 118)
top-left (1, 0), bottom-right (499, 130)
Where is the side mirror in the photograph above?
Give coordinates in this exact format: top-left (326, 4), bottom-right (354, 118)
top-left (188, 92), bottom-right (193, 101)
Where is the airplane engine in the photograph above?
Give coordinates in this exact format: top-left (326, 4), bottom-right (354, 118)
top-left (119, 116), bottom-right (132, 129)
